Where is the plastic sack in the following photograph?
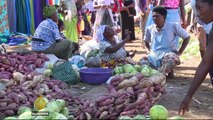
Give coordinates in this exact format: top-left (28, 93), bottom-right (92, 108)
top-left (69, 55), bottom-right (86, 68)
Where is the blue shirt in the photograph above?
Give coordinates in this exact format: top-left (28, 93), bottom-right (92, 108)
top-left (144, 21), bottom-right (189, 67)
top-left (32, 19), bottom-right (62, 51)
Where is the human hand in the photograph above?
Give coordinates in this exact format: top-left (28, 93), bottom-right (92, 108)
top-left (178, 96), bottom-right (192, 115)
top-left (129, 50), bottom-right (137, 58)
top-left (101, 5), bottom-right (108, 9)
top-left (181, 21), bottom-right (188, 29)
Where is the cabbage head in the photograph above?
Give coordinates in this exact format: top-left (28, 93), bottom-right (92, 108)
top-left (46, 101), bottom-right (61, 113)
top-left (18, 106), bottom-right (31, 115)
top-left (60, 107), bottom-right (69, 117)
top-left (119, 116), bottom-right (132, 120)
top-left (56, 99), bottom-right (66, 110)
top-left (18, 111), bottom-right (34, 120)
top-left (150, 105), bottom-right (168, 120)
top-left (3, 117), bottom-right (18, 120)
top-left (52, 113), bottom-right (68, 120)
top-left (34, 116), bottom-right (45, 120)
top-left (133, 115), bottom-right (146, 120)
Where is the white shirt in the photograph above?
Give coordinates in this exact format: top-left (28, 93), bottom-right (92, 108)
top-left (94, 0), bottom-right (114, 5)
top-left (86, 1), bottom-right (96, 12)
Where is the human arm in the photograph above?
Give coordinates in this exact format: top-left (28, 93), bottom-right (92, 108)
top-left (178, 36), bottom-right (190, 55)
top-left (104, 29), bottom-right (130, 53)
top-left (179, 32), bottom-right (213, 115)
top-left (179, 0), bottom-right (187, 28)
top-left (143, 27), bottom-right (151, 54)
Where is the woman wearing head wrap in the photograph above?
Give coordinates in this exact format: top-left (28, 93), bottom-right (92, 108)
top-left (98, 25), bottom-right (136, 68)
top-left (31, 5), bottom-right (78, 60)
top-left (141, 6), bottom-right (190, 78)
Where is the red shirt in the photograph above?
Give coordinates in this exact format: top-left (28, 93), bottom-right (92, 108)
top-left (112, 0), bottom-right (122, 13)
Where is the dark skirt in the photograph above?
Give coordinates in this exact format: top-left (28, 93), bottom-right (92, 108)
top-left (121, 11), bottom-right (135, 40)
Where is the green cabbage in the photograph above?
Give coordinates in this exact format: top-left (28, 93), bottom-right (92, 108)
top-left (149, 105), bottom-right (168, 120)
top-left (119, 116), bottom-right (132, 120)
top-left (134, 65), bottom-right (142, 72)
top-left (44, 69), bottom-right (52, 77)
top-left (18, 106), bottom-right (31, 115)
top-left (3, 117), bottom-right (18, 120)
top-left (56, 99), bottom-right (66, 110)
top-left (47, 63), bottom-right (54, 70)
top-left (133, 115), bottom-right (146, 120)
top-left (46, 101), bottom-right (61, 113)
top-left (39, 107), bottom-right (55, 120)
top-left (60, 107), bottom-right (69, 117)
top-left (52, 113), bottom-right (68, 120)
top-left (123, 64), bottom-right (135, 73)
top-left (18, 111), bottom-right (34, 120)
top-left (141, 65), bottom-right (152, 77)
top-left (34, 116), bottom-right (45, 120)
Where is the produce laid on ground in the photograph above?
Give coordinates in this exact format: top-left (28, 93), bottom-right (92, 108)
top-left (0, 72), bottom-right (83, 118)
top-left (0, 52), bottom-right (49, 79)
top-left (0, 51), bottom-right (180, 120)
top-left (73, 72), bottom-right (167, 119)
top-left (3, 98), bottom-right (72, 120)
top-left (114, 64), bottom-right (159, 77)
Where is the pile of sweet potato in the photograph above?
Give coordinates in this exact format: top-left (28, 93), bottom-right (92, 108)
top-left (74, 73), bottom-right (167, 119)
top-left (0, 52), bottom-right (48, 79)
top-left (0, 72), bottom-right (82, 118)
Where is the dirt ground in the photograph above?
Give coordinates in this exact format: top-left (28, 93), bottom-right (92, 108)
top-left (68, 34), bottom-right (213, 119)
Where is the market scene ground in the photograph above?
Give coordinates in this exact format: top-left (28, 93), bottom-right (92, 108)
top-left (1, 0), bottom-right (213, 119)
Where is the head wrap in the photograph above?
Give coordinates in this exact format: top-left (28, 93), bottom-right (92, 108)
top-left (94, 25), bottom-right (107, 42)
top-left (43, 5), bottom-right (57, 18)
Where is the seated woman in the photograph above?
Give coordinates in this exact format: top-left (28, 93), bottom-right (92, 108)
top-left (31, 5), bottom-right (78, 60)
top-left (98, 25), bottom-right (136, 68)
top-left (141, 6), bottom-right (190, 78)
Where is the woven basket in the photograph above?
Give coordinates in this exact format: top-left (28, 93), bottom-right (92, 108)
top-left (52, 61), bottom-right (78, 84)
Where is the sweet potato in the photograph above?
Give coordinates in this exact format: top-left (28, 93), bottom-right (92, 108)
top-left (96, 96), bottom-right (112, 103)
top-left (99, 98), bottom-right (115, 107)
top-left (36, 59), bottom-right (43, 67)
top-left (8, 92), bottom-right (19, 104)
top-left (135, 73), bottom-right (145, 81)
top-left (120, 109), bottom-right (136, 116)
top-left (4, 110), bottom-right (15, 116)
top-left (99, 111), bottom-right (108, 119)
top-left (8, 58), bottom-right (16, 66)
top-left (0, 102), bottom-right (7, 107)
top-left (150, 73), bottom-right (166, 84)
top-left (0, 99), bottom-right (13, 103)
top-left (117, 76), bottom-right (138, 89)
top-left (99, 105), bottom-right (112, 112)
top-left (115, 103), bottom-right (124, 112)
top-left (136, 93), bottom-right (147, 103)
top-left (161, 80), bottom-right (166, 87)
top-left (0, 103), bottom-right (17, 111)
top-left (114, 98), bottom-right (126, 105)
top-left (126, 86), bottom-right (134, 95)
top-left (1, 56), bottom-right (10, 65)
top-left (79, 112), bottom-right (86, 120)
top-left (106, 85), bottom-right (117, 94)
top-left (110, 76), bottom-right (122, 84)
top-left (124, 102), bottom-right (139, 111)
top-left (95, 110), bottom-right (101, 118)
top-left (139, 78), bottom-right (153, 88)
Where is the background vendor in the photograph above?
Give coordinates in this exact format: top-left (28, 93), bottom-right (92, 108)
top-left (98, 25), bottom-right (136, 68)
top-left (141, 6), bottom-right (190, 78)
top-left (31, 5), bottom-right (77, 60)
